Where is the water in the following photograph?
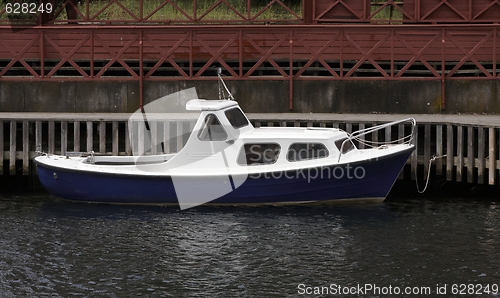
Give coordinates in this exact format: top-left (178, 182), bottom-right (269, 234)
top-left (1, 193), bottom-right (499, 297)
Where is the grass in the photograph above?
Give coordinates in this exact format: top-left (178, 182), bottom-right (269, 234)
top-left (370, 2), bottom-right (404, 24)
top-left (56, 0), bottom-right (303, 23)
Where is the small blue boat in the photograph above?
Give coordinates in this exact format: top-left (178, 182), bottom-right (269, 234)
top-left (35, 78), bottom-right (415, 209)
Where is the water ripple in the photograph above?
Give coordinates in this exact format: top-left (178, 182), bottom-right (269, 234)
top-left (0, 195), bottom-right (499, 297)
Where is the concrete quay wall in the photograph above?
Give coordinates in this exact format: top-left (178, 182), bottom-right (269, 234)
top-left (1, 80), bottom-right (499, 114)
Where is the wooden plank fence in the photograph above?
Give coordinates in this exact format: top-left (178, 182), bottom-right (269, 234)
top-left (1, 113), bottom-right (499, 187)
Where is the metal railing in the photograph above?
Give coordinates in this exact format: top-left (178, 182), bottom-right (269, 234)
top-left (337, 117), bottom-right (416, 162)
top-left (1, 25), bottom-right (499, 80)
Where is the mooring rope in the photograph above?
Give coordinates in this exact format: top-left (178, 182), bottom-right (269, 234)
top-left (415, 154), bottom-right (447, 193)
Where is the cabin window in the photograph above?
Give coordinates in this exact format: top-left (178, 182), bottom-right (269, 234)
top-left (198, 114), bottom-right (228, 141)
top-left (334, 138), bottom-right (355, 154)
top-left (225, 108), bottom-right (249, 129)
top-left (287, 143), bottom-right (329, 162)
top-left (237, 143), bottom-right (281, 165)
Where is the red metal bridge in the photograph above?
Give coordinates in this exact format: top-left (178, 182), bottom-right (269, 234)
top-left (1, 0), bottom-right (499, 109)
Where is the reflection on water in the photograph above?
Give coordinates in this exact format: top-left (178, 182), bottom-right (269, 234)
top-left (0, 193), bottom-right (499, 297)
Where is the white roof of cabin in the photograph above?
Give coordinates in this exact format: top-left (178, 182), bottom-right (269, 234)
top-left (186, 99), bottom-right (238, 111)
top-left (242, 127), bottom-right (346, 141)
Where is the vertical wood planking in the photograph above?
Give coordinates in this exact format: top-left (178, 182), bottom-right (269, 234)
top-left (489, 127), bottom-right (496, 185)
top-left (436, 125), bottom-right (443, 175)
top-left (2, 115), bottom-right (499, 186)
top-left (163, 121), bottom-right (170, 154)
top-left (61, 121), bottom-right (67, 156)
top-left (146, 122), bottom-right (152, 155)
top-left (176, 121), bottom-right (183, 152)
top-left (371, 123), bottom-right (378, 145)
top-left (346, 123), bottom-right (352, 134)
top-left (0, 121), bottom-right (3, 175)
top-left (112, 121), bottom-right (119, 156)
top-left (467, 126), bottom-right (474, 183)
top-left (446, 125), bottom-right (453, 181)
top-left (86, 121), bottom-right (93, 152)
top-left (48, 121), bottom-right (55, 154)
top-left (397, 123), bottom-right (404, 179)
top-left (73, 121), bottom-right (80, 152)
top-left (411, 126), bottom-right (418, 180)
top-left (456, 126), bottom-right (463, 182)
top-left (477, 127), bottom-right (485, 184)
top-left (424, 124), bottom-right (431, 178)
top-left (358, 123), bottom-right (365, 149)
top-left (151, 121), bottom-right (157, 155)
top-left (385, 126), bottom-right (391, 144)
top-left (398, 123), bottom-right (404, 145)
top-left (9, 121), bottom-right (16, 175)
top-left (22, 121), bottom-right (29, 175)
top-left (99, 121), bottom-right (106, 153)
top-left (125, 121), bottom-right (131, 156)
top-left (35, 121), bottom-right (41, 153)
top-left (138, 121), bottom-right (145, 156)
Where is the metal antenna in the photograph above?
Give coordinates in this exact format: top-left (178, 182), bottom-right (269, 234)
top-left (217, 67), bottom-right (235, 101)
top-left (217, 68), bottom-right (223, 100)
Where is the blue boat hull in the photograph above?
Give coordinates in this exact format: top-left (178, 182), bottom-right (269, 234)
top-left (36, 146), bottom-right (414, 206)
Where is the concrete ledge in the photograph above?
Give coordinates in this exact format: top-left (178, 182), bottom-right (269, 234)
top-left (1, 112), bottom-right (500, 127)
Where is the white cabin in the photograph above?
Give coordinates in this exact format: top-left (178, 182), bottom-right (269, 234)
top-left (164, 99), bottom-right (353, 174)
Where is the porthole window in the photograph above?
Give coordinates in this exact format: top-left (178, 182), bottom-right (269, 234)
top-left (237, 143), bottom-right (281, 165)
top-left (287, 143), bottom-right (329, 162)
top-left (198, 114), bottom-right (227, 141)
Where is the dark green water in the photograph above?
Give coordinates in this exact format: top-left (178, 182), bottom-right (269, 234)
top-left (0, 193), bottom-right (499, 297)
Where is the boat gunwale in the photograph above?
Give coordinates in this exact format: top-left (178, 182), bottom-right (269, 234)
top-left (34, 145), bottom-right (415, 179)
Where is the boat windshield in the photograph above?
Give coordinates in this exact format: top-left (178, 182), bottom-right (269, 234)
top-left (225, 107), bottom-right (249, 129)
top-left (127, 87), bottom-right (201, 156)
top-left (198, 114), bottom-right (228, 141)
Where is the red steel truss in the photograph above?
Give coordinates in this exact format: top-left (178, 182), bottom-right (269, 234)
top-left (1, 25), bottom-right (499, 81)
